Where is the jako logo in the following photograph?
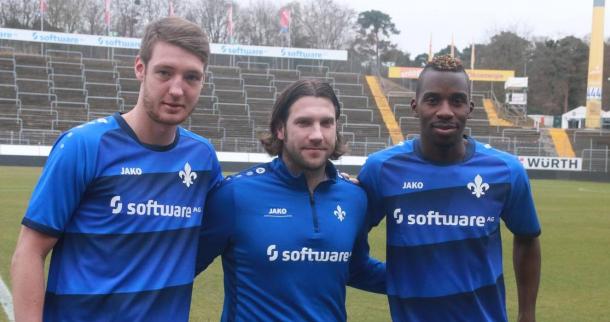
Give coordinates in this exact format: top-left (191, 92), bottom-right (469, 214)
top-left (392, 208), bottom-right (494, 227)
top-left (402, 181), bottom-right (424, 189)
top-left (265, 208), bottom-right (292, 218)
top-left (266, 244), bottom-right (351, 262)
top-left (121, 167), bottom-right (142, 175)
top-left (109, 195), bottom-right (201, 218)
top-left (269, 208), bottom-right (287, 215)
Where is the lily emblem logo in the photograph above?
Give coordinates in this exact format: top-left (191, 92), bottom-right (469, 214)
top-left (467, 174), bottom-right (489, 198)
top-left (333, 205), bottom-right (346, 222)
top-left (179, 162), bottom-right (197, 188)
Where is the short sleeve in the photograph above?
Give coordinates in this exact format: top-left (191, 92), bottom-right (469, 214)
top-left (22, 131), bottom-right (96, 237)
top-left (500, 163), bottom-right (541, 237)
top-left (196, 180), bottom-right (235, 274)
top-left (358, 158), bottom-right (386, 227)
top-left (207, 146), bottom-right (223, 193)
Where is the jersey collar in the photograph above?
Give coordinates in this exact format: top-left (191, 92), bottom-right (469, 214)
top-left (412, 135), bottom-right (476, 165)
top-left (270, 156), bottom-right (339, 188)
top-left (113, 112), bottom-right (180, 151)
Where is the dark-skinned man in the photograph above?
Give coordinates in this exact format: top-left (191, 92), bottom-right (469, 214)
top-left (359, 55), bottom-right (541, 322)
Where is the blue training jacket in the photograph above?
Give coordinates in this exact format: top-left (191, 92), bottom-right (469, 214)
top-left (197, 157), bottom-right (386, 321)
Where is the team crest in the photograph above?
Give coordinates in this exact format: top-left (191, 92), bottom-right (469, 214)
top-left (333, 205), bottom-right (346, 222)
top-left (467, 174), bottom-right (489, 198)
top-left (179, 162), bottom-right (197, 188)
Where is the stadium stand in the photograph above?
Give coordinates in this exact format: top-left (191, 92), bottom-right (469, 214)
top-left (568, 129), bottom-right (610, 171)
top-left (1, 41), bottom-right (609, 172)
top-left (548, 128), bottom-right (576, 157)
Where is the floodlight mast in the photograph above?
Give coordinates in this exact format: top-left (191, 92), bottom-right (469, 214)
top-left (585, 0), bottom-right (605, 129)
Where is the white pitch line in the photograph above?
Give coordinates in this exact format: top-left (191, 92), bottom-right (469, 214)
top-left (0, 275), bottom-right (15, 322)
top-left (576, 187), bottom-right (606, 193)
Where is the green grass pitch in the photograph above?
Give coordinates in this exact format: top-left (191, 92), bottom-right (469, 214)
top-left (0, 166), bottom-right (609, 321)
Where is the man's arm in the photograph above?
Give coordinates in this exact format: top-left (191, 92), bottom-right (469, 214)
top-left (347, 160), bottom-right (387, 293)
top-left (11, 226), bottom-right (58, 322)
top-left (347, 227), bottom-right (386, 294)
top-left (195, 181), bottom-right (234, 275)
top-left (513, 235), bottom-right (541, 322)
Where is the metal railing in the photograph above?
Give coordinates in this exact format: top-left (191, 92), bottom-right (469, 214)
top-left (327, 71), bottom-right (362, 85)
top-left (581, 148), bottom-right (610, 172)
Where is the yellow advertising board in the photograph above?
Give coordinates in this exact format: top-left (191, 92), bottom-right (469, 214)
top-left (388, 67), bottom-right (514, 82)
top-left (466, 69), bottom-right (514, 82)
top-left (585, 1), bottom-right (605, 129)
top-left (388, 67), bottom-right (423, 79)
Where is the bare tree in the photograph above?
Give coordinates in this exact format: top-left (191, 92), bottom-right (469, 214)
top-left (235, 0), bottom-right (279, 46)
top-left (82, 1), bottom-right (105, 35)
top-left (137, 0), bottom-right (165, 28)
top-left (295, 0), bottom-right (356, 49)
top-left (46, 0), bottom-right (83, 33)
top-left (138, 0), bottom-right (187, 28)
top-left (0, 0), bottom-right (39, 29)
top-left (186, 0), bottom-right (232, 43)
top-left (112, 0), bottom-right (144, 37)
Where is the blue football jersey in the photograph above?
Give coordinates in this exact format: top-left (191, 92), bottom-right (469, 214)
top-left (358, 137), bottom-right (540, 322)
top-left (197, 157), bottom-right (385, 322)
top-left (23, 113), bottom-right (222, 322)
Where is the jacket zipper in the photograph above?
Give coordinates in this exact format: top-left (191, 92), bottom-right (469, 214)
top-left (309, 193), bottom-right (320, 233)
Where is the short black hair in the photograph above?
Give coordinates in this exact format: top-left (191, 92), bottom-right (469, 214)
top-left (416, 55), bottom-right (470, 97)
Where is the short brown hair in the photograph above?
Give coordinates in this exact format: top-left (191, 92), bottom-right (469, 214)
top-left (260, 79), bottom-right (347, 159)
top-left (139, 17), bottom-right (209, 66)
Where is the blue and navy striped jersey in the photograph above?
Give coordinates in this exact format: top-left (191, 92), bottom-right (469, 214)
top-left (358, 137), bottom-right (540, 322)
top-left (197, 157), bottom-right (385, 322)
top-left (23, 113), bottom-right (222, 322)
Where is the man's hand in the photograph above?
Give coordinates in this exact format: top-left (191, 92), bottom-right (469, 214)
top-left (340, 172), bottom-right (360, 185)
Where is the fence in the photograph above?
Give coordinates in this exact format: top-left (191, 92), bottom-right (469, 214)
top-left (581, 148), bottom-right (610, 172)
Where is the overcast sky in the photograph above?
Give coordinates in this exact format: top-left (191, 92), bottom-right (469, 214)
top-left (330, 0), bottom-right (607, 55)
